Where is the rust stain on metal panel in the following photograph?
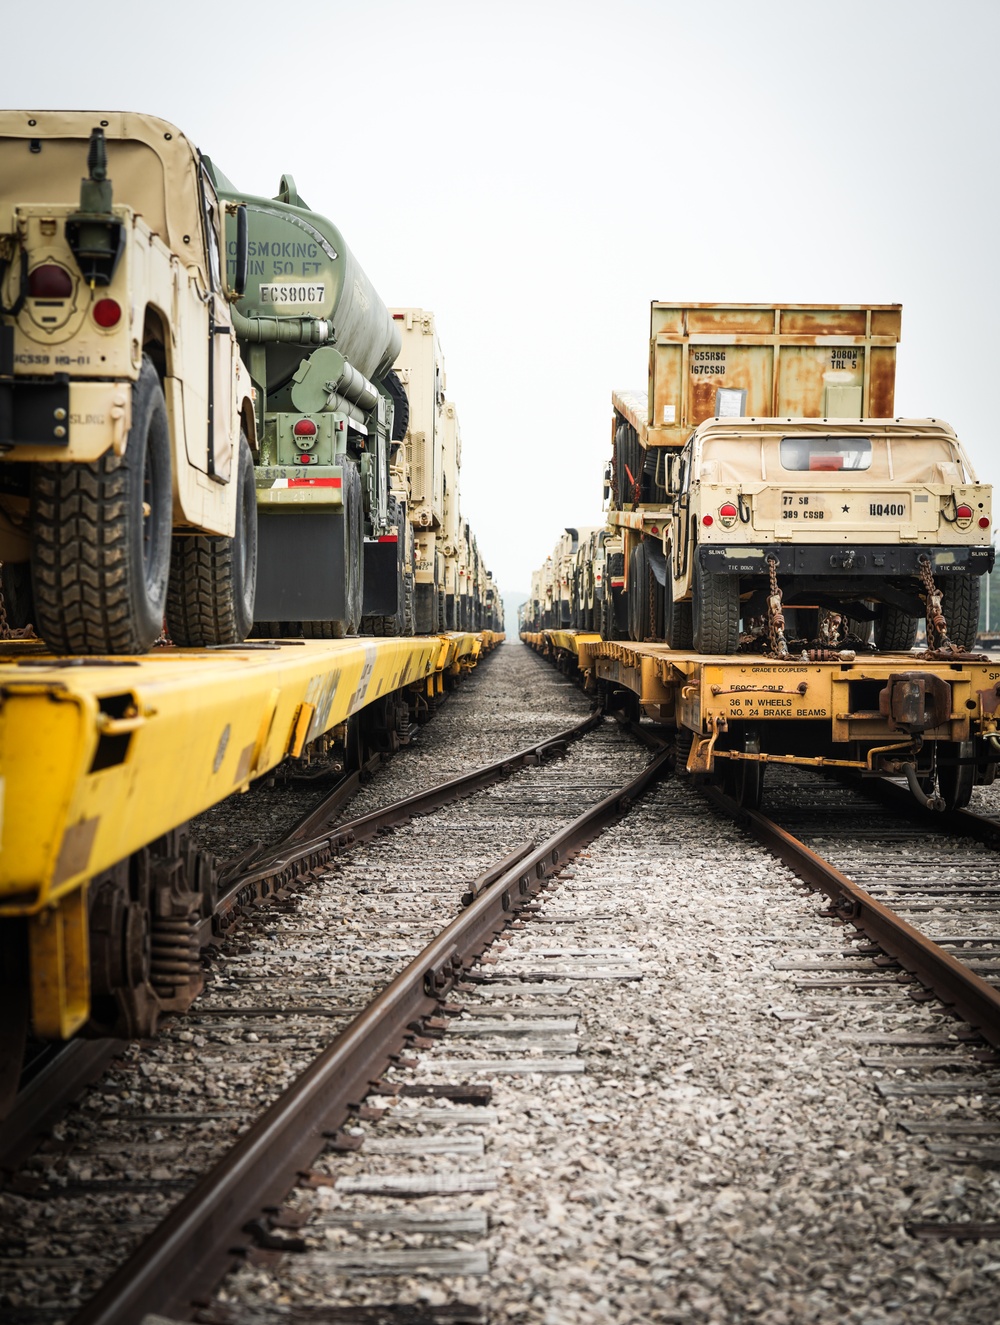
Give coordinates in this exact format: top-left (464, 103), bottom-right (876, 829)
top-left (685, 307), bottom-right (776, 336)
top-left (869, 347), bottom-right (896, 416)
top-left (871, 308), bottom-right (902, 339)
top-left (781, 310), bottom-right (868, 336)
top-left (53, 818), bottom-right (99, 886)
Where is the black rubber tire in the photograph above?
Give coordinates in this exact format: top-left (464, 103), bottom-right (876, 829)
top-left (0, 561), bottom-right (34, 631)
top-left (627, 545), bottom-right (651, 642)
top-left (401, 570), bottom-right (415, 636)
top-left (664, 563), bottom-right (693, 650)
top-left (692, 561), bottom-right (740, 655)
top-left (600, 552), bottom-right (626, 641)
top-left (31, 356), bottom-right (172, 655)
top-left (940, 572), bottom-right (980, 651)
top-left (166, 434), bottom-right (257, 647)
top-left (873, 603), bottom-right (918, 652)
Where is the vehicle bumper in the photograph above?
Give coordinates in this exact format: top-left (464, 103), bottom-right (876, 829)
top-left (698, 543), bottom-right (996, 577)
top-left (0, 379), bottom-right (131, 460)
top-left (256, 466), bottom-right (344, 508)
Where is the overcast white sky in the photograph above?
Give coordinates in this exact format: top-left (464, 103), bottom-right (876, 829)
top-left (8, 0), bottom-right (999, 597)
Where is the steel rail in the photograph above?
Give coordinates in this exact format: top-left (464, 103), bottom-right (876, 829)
top-left (0, 1038), bottom-right (120, 1168)
top-left (703, 784), bottom-right (1000, 1050)
top-left (209, 709), bottom-right (604, 932)
top-left (72, 744), bottom-right (670, 1325)
top-left (852, 774), bottom-right (1000, 847)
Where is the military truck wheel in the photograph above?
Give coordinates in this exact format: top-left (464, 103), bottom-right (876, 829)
top-left (401, 571), bottom-right (415, 635)
top-left (940, 572), bottom-right (980, 651)
top-left (31, 356), bottom-right (171, 655)
top-left (664, 567), bottom-right (693, 650)
top-left (166, 434), bottom-right (257, 647)
top-left (627, 545), bottom-right (652, 641)
top-left (873, 603), bottom-right (918, 652)
top-left (692, 562), bottom-right (740, 655)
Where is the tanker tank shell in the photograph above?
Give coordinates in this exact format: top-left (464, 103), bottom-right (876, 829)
top-left (217, 173), bottom-right (400, 389)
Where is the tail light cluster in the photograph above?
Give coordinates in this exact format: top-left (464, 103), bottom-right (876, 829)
top-left (28, 264), bottom-right (73, 298)
top-left (27, 264), bottom-right (122, 328)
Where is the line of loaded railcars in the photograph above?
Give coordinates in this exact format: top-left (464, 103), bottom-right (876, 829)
top-left (0, 111), bottom-right (501, 651)
top-left (527, 302), bottom-right (992, 653)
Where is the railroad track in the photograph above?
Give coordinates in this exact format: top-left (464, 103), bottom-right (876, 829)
top-left (706, 768), bottom-right (1000, 1053)
top-left (6, 649), bottom-right (1000, 1323)
top-left (153, 743), bottom-right (1000, 1323)
top-left (1, 647), bottom-right (662, 1324)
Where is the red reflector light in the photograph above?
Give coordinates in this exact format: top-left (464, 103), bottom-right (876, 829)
top-left (295, 454), bottom-right (315, 464)
top-left (979, 517), bottom-right (991, 528)
top-left (650, 525), bottom-right (659, 536)
top-left (702, 515), bottom-right (714, 526)
top-left (28, 264), bottom-right (73, 298)
top-left (956, 504), bottom-right (974, 519)
top-left (293, 418), bottom-right (318, 437)
top-left (92, 298), bottom-right (121, 328)
top-left (719, 503), bottom-right (738, 518)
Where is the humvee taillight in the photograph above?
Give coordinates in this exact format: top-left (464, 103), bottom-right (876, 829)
top-left (293, 419), bottom-right (317, 437)
top-left (92, 299), bottom-right (121, 328)
top-left (28, 264), bottom-right (72, 298)
top-left (955, 503), bottom-right (974, 530)
top-left (718, 501), bottom-right (738, 529)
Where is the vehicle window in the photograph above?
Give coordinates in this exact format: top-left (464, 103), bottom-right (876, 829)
top-left (200, 168), bottom-right (222, 290)
top-left (780, 437), bottom-right (871, 472)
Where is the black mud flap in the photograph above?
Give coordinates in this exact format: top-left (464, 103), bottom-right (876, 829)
top-left (362, 538), bottom-right (400, 616)
top-left (646, 540), bottom-right (669, 586)
top-left (254, 511), bottom-right (349, 621)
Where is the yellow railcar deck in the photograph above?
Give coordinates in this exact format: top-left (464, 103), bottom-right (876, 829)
top-left (524, 629), bottom-right (1000, 773)
top-left (1, 632), bottom-right (497, 917)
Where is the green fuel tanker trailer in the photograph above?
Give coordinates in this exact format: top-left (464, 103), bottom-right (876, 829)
top-left (206, 167), bottom-right (408, 635)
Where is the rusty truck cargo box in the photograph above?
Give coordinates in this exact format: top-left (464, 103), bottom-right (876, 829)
top-left (630, 302), bottom-right (901, 449)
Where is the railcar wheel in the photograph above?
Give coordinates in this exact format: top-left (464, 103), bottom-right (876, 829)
top-left (31, 355), bottom-right (171, 655)
top-left (938, 740), bottom-right (975, 810)
top-left (873, 603), bottom-right (918, 652)
top-left (692, 561), bottom-right (740, 655)
top-left (166, 433), bottom-right (257, 646)
top-left (722, 727), bottom-right (765, 811)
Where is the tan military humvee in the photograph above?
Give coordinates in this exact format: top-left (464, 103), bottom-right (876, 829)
top-left (665, 417), bottom-right (992, 652)
top-left (0, 111), bottom-right (257, 653)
